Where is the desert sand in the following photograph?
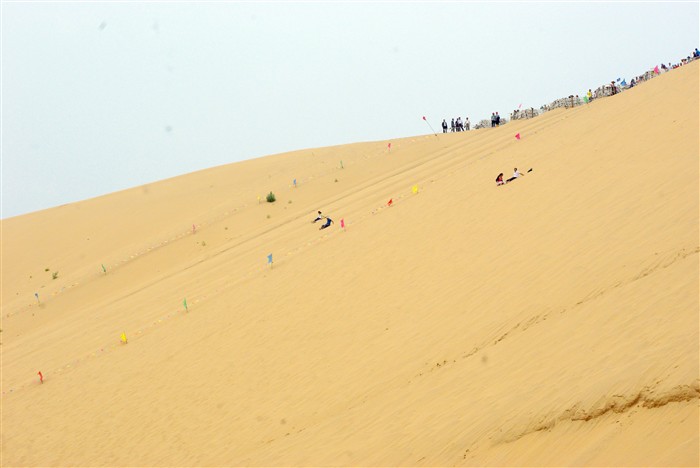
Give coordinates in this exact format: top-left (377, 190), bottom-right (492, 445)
top-left (1, 61), bottom-right (698, 467)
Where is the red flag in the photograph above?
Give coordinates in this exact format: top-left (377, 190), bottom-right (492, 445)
top-left (388, 198), bottom-right (393, 206)
top-left (422, 116), bottom-right (426, 120)
top-left (340, 218), bottom-right (345, 229)
top-left (515, 133), bottom-right (521, 140)
top-left (38, 371), bottom-right (43, 384)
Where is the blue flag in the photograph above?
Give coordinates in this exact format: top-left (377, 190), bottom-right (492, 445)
top-left (267, 254), bottom-right (273, 264)
top-left (620, 79), bottom-right (627, 87)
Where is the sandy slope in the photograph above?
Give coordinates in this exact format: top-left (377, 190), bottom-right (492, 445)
top-left (1, 61), bottom-right (698, 467)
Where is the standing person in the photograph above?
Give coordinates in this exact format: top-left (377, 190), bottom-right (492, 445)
top-left (456, 116), bottom-right (462, 132)
top-left (451, 118), bottom-right (456, 132)
top-left (465, 117), bottom-right (470, 131)
top-left (587, 89), bottom-right (593, 102)
top-left (495, 112), bottom-right (501, 127)
top-left (491, 113), bottom-right (496, 128)
top-left (610, 81), bottom-right (617, 95)
top-left (442, 119), bottom-right (448, 133)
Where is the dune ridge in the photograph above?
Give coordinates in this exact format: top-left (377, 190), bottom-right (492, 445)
top-left (1, 61), bottom-right (698, 466)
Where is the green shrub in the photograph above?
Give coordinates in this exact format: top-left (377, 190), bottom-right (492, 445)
top-left (266, 192), bottom-right (276, 203)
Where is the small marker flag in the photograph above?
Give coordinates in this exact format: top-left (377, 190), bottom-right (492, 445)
top-left (34, 292), bottom-right (39, 302)
top-left (120, 332), bottom-right (127, 344)
top-left (412, 185), bottom-right (419, 194)
top-left (340, 218), bottom-right (345, 229)
top-left (183, 298), bottom-right (188, 311)
top-left (293, 178), bottom-right (297, 187)
top-left (267, 253), bottom-right (273, 264)
top-left (515, 133), bottom-right (521, 140)
top-left (192, 224), bottom-right (196, 234)
top-left (340, 160), bottom-right (344, 169)
top-left (101, 264), bottom-right (107, 273)
top-left (37, 371), bottom-right (43, 384)
top-left (388, 198), bottom-right (393, 207)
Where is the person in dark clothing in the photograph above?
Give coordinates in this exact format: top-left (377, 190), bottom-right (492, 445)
top-left (442, 119), bottom-right (448, 133)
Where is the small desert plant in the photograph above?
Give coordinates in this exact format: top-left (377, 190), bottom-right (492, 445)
top-left (266, 192), bottom-right (276, 203)
top-left (52, 271), bottom-right (59, 280)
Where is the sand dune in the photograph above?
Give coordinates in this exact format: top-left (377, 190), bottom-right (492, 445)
top-left (1, 61), bottom-right (698, 466)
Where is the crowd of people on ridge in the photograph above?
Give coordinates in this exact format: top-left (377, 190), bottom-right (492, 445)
top-left (442, 117), bottom-right (470, 133)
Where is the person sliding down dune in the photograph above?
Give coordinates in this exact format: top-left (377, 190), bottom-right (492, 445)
top-left (312, 211), bottom-right (334, 230)
top-left (505, 167), bottom-right (533, 183)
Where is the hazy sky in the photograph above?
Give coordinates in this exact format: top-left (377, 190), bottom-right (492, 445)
top-left (2, 1), bottom-right (698, 218)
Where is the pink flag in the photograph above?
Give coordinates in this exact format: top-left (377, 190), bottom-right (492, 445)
top-left (340, 218), bottom-right (345, 229)
top-left (518, 103), bottom-right (522, 109)
top-left (654, 65), bottom-right (660, 74)
top-left (515, 133), bottom-right (521, 140)
top-left (422, 116), bottom-right (426, 121)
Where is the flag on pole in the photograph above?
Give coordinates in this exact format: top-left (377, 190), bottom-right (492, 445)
top-left (37, 371), bottom-right (43, 384)
top-left (267, 254), bottom-right (273, 264)
top-left (422, 116), bottom-right (438, 137)
top-left (412, 185), bottom-right (419, 194)
top-left (293, 178), bottom-right (297, 187)
top-left (192, 224), bottom-right (196, 234)
top-left (101, 264), bottom-right (107, 274)
top-left (34, 292), bottom-right (39, 303)
top-left (515, 133), bottom-right (521, 140)
top-left (120, 332), bottom-right (128, 344)
top-left (340, 218), bottom-right (345, 229)
top-left (183, 298), bottom-right (188, 312)
top-left (387, 198), bottom-right (393, 207)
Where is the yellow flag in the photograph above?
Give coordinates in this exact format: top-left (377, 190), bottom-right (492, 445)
top-left (412, 185), bottom-right (419, 194)
top-left (120, 332), bottom-right (127, 344)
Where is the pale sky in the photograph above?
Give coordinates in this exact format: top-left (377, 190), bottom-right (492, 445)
top-left (2, 1), bottom-right (698, 218)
